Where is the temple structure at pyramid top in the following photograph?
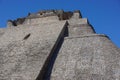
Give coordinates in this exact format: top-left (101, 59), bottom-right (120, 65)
top-left (0, 10), bottom-right (120, 80)
top-left (7, 10), bottom-right (82, 26)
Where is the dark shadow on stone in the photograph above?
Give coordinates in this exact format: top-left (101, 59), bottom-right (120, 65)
top-left (36, 22), bottom-right (68, 80)
top-left (58, 11), bottom-right (73, 20)
top-left (23, 33), bottom-right (31, 40)
top-left (9, 18), bottom-right (26, 26)
top-left (88, 24), bottom-right (96, 33)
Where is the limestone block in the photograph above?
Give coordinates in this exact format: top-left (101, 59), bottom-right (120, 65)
top-left (0, 28), bottom-right (5, 38)
top-left (24, 16), bottom-right (59, 25)
top-left (68, 18), bottom-right (88, 25)
top-left (0, 21), bottom-right (67, 80)
top-left (51, 34), bottom-right (120, 80)
top-left (1, 10), bottom-right (120, 80)
top-left (68, 24), bottom-right (95, 36)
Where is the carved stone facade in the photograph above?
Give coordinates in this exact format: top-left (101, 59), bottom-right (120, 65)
top-left (0, 10), bottom-right (120, 80)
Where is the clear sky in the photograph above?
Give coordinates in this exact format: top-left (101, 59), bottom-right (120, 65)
top-left (0, 0), bottom-right (120, 47)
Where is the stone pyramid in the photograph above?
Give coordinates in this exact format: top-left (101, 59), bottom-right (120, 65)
top-left (0, 10), bottom-right (120, 80)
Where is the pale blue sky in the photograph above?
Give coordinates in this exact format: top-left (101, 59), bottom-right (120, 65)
top-left (0, 0), bottom-right (120, 47)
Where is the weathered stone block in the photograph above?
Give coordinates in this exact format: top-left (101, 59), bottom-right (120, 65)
top-left (51, 35), bottom-right (120, 80)
top-left (0, 10), bottom-right (120, 80)
top-left (0, 20), bottom-right (67, 80)
top-left (68, 24), bottom-right (95, 37)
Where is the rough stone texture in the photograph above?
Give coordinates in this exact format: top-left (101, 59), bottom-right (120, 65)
top-left (51, 35), bottom-right (120, 80)
top-left (68, 24), bottom-right (95, 37)
top-left (68, 18), bottom-right (88, 25)
top-left (24, 16), bottom-right (59, 25)
top-left (0, 28), bottom-right (5, 38)
top-left (50, 10), bottom-right (120, 80)
top-left (7, 10), bottom-right (81, 27)
top-left (0, 10), bottom-right (120, 80)
top-left (0, 19), bottom-right (67, 80)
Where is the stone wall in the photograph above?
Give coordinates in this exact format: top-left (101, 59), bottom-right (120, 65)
top-left (0, 18), bottom-right (67, 80)
top-left (7, 10), bottom-right (81, 27)
top-left (51, 34), bottom-right (120, 80)
top-left (0, 10), bottom-right (120, 80)
top-left (0, 28), bottom-right (5, 38)
top-left (68, 24), bottom-right (95, 37)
